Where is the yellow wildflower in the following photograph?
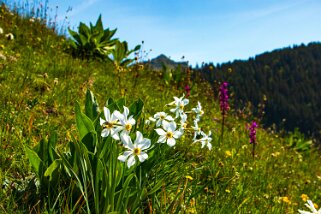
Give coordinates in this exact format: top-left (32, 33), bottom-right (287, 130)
top-left (301, 194), bottom-right (309, 202)
top-left (225, 150), bottom-right (232, 157)
top-left (185, 175), bottom-right (193, 181)
top-left (314, 203), bottom-right (319, 209)
top-left (280, 196), bottom-right (291, 205)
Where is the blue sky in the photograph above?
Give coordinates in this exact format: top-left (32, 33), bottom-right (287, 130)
top-left (48, 0), bottom-right (321, 65)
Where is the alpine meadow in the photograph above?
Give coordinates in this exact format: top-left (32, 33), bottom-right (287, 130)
top-left (0, 1), bottom-right (321, 213)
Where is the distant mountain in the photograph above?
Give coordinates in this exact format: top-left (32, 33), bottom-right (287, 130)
top-left (198, 42), bottom-right (321, 141)
top-left (148, 54), bottom-right (188, 70)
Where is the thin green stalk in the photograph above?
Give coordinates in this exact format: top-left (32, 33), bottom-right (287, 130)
top-left (252, 143), bottom-right (256, 159)
top-left (220, 113), bottom-right (225, 146)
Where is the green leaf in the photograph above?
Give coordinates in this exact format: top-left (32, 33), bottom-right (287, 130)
top-left (85, 89), bottom-right (100, 121)
top-left (106, 98), bottom-right (120, 112)
top-left (48, 131), bottom-right (58, 163)
top-left (147, 179), bottom-right (163, 195)
top-left (75, 101), bottom-right (96, 140)
top-left (25, 145), bottom-right (44, 178)
top-left (68, 28), bottom-right (78, 39)
top-left (44, 159), bottom-right (61, 181)
top-left (133, 44), bottom-right (141, 52)
top-left (116, 98), bottom-right (126, 110)
top-left (129, 99), bottom-right (144, 120)
top-left (34, 138), bottom-right (48, 164)
top-left (115, 173), bottom-right (136, 211)
top-left (106, 97), bottom-right (115, 106)
top-left (82, 132), bottom-right (96, 154)
top-left (103, 28), bottom-right (117, 41)
top-left (79, 22), bottom-right (91, 38)
top-left (78, 33), bottom-right (88, 47)
top-left (95, 14), bottom-right (104, 33)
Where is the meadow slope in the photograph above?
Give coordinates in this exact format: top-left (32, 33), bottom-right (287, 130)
top-left (0, 3), bottom-right (321, 213)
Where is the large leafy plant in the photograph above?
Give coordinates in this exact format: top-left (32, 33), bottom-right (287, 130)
top-left (68, 15), bottom-right (118, 60)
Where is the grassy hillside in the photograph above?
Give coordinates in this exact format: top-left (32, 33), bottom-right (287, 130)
top-left (0, 2), bottom-right (321, 213)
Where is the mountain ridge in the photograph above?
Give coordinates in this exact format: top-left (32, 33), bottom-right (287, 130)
top-left (198, 42), bottom-right (321, 141)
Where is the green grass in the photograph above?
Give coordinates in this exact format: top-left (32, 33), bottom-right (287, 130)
top-left (0, 3), bottom-right (321, 213)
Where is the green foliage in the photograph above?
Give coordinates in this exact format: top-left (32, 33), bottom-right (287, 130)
top-left (161, 63), bottom-right (184, 87)
top-left (162, 62), bottom-right (172, 85)
top-left (286, 128), bottom-right (313, 152)
top-left (25, 132), bottom-right (59, 181)
top-left (68, 15), bottom-right (118, 60)
top-left (109, 40), bottom-right (141, 67)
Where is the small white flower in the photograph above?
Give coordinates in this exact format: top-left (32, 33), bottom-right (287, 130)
top-left (194, 131), bottom-right (212, 150)
top-left (154, 112), bottom-right (174, 127)
top-left (114, 106), bottom-right (136, 137)
top-left (5, 33), bottom-right (14, 40)
top-left (191, 120), bottom-right (202, 141)
top-left (155, 121), bottom-right (182, 147)
top-left (0, 27), bottom-right (3, 34)
top-left (192, 101), bottom-right (204, 121)
top-left (178, 120), bottom-right (187, 134)
top-left (118, 131), bottom-right (151, 168)
top-left (145, 119), bottom-right (150, 125)
top-left (298, 200), bottom-right (321, 214)
top-left (169, 95), bottom-right (189, 119)
top-left (145, 117), bottom-right (156, 125)
top-left (100, 107), bottom-right (121, 140)
top-left (180, 112), bottom-right (187, 123)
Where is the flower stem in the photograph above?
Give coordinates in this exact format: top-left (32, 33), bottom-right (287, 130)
top-left (220, 113), bottom-right (225, 146)
top-left (252, 143), bottom-right (255, 159)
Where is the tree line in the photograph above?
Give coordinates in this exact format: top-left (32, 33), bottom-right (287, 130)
top-left (196, 42), bottom-right (321, 142)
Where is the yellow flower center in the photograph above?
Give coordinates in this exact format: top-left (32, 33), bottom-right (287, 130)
top-left (160, 115), bottom-right (165, 120)
top-left (200, 110), bottom-right (204, 115)
top-left (179, 103), bottom-right (184, 110)
top-left (166, 131), bottom-right (173, 139)
top-left (125, 123), bottom-right (132, 131)
top-left (104, 122), bottom-right (114, 129)
top-left (134, 147), bottom-right (141, 155)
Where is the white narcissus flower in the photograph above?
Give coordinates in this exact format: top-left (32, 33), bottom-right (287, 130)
top-left (192, 101), bottom-right (204, 121)
top-left (169, 95), bottom-right (189, 119)
top-left (191, 120), bottom-right (202, 141)
top-left (100, 107), bottom-right (121, 140)
top-left (118, 131), bottom-right (151, 168)
top-left (194, 131), bottom-right (212, 150)
top-left (5, 33), bottom-right (14, 40)
top-left (180, 112), bottom-right (187, 123)
top-left (154, 112), bottom-right (174, 127)
top-left (114, 106), bottom-right (136, 137)
top-left (179, 120), bottom-right (188, 133)
top-left (155, 121), bottom-right (182, 147)
top-left (298, 200), bottom-right (321, 214)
